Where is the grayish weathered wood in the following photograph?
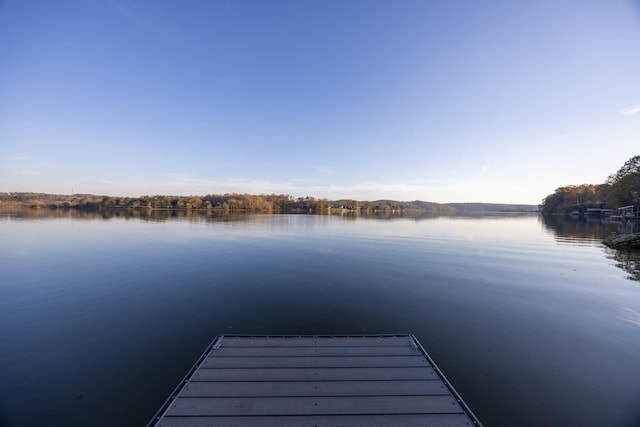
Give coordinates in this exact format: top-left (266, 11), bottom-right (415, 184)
top-left (211, 344), bottom-right (417, 357)
top-left (156, 414), bottom-right (476, 427)
top-left (165, 395), bottom-right (463, 416)
top-left (180, 379), bottom-right (448, 397)
top-left (148, 335), bottom-right (482, 427)
top-left (192, 366), bottom-right (438, 382)
top-left (218, 336), bottom-right (412, 347)
top-left (201, 355), bottom-right (429, 369)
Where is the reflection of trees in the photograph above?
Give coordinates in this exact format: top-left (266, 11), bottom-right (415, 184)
top-left (604, 247), bottom-right (640, 282)
top-left (1, 207), bottom-right (106, 221)
top-left (0, 206), bottom-right (544, 226)
top-left (539, 215), bottom-right (619, 244)
top-left (0, 206), bottom-right (486, 223)
top-left (0, 207), bottom-right (258, 223)
top-left (541, 214), bottom-right (640, 282)
top-left (0, 207), bottom-right (430, 223)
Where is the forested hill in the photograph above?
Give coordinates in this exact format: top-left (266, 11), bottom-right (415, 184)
top-left (540, 154), bottom-right (640, 215)
top-left (0, 192), bottom-right (537, 215)
top-left (447, 203), bottom-right (538, 214)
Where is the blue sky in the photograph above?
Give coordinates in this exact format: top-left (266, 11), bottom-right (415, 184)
top-left (1, 0), bottom-right (639, 204)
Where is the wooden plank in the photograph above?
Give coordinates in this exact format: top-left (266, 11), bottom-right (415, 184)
top-left (192, 367), bottom-right (439, 382)
top-left (211, 345), bottom-right (418, 357)
top-left (201, 355), bottom-right (429, 369)
top-left (155, 413), bottom-right (475, 427)
top-left (180, 379), bottom-right (449, 397)
top-left (164, 395), bottom-right (464, 416)
top-left (148, 336), bottom-right (483, 427)
top-left (218, 336), bottom-right (412, 347)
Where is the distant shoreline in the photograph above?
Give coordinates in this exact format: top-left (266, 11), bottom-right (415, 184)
top-left (0, 192), bottom-right (538, 216)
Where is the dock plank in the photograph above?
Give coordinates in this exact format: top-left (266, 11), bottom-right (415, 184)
top-left (218, 336), bottom-right (413, 347)
top-left (180, 379), bottom-right (448, 397)
top-left (164, 395), bottom-right (464, 416)
top-left (211, 345), bottom-right (418, 357)
top-left (148, 335), bottom-right (482, 427)
top-left (201, 355), bottom-right (429, 368)
top-left (156, 414), bottom-right (476, 427)
top-left (192, 366), bottom-right (439, 381)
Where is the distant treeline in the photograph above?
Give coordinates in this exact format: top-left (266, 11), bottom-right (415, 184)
top-left (540, 154), bottom-right (640, 215)
top-left (0, 192), bottom-right (536, 215)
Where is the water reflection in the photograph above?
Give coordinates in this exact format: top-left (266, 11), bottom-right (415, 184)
top-left (7, 208), bottom-right (640, 283)
top-left (621, 307), bottom-right (640, 326)
top-left (3, 207), bottom-right (539, 225)
top-left (541, 215), bottom-right (640, 282)
top-left (614, 219), bottom-right (640, 234)
top-left (2, 211), bottom-right (640, 427)
top-left (4, 206), bottom-right (543, 221)
top-left (2, 207), bottom-right (257, 223)
top-left (539, 215), bottom-right (630, 245)
top-left (604, 247), bottom-right (640, 282)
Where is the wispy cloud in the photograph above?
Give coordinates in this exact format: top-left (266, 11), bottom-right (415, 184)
top-left (474, 166), bottom-right (488, 179)
top-left (84, 173), bottom-right (517, 203)
top-left (225, 176), bottom-right (478, 201)
top-left (620, 104), bottom-right (640, 115)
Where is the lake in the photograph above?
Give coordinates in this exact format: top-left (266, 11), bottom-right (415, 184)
top-left (1, 210), bottom-right (640, 426)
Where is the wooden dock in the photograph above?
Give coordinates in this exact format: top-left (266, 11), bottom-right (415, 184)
top-left (148, 335), bottom-right (482, 426)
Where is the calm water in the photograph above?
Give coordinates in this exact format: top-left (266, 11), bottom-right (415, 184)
top-left (1, 210), bottom-right (640, 427)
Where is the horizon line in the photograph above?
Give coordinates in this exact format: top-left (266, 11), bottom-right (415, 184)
top-left (0, 190), bottom-right (539, 206)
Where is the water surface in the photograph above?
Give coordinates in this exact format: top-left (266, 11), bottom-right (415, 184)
top-left (1, 211), bottom-right (639, 426)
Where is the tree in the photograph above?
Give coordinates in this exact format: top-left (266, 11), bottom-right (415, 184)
top-left (540, 184), bottom-right (607, 215)
top-left (606, 155), bottom-right (640, 184)
top-left (539, 154), bottom-right (640, 213)
top-left (605, 155), bottom-right (640, 207)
